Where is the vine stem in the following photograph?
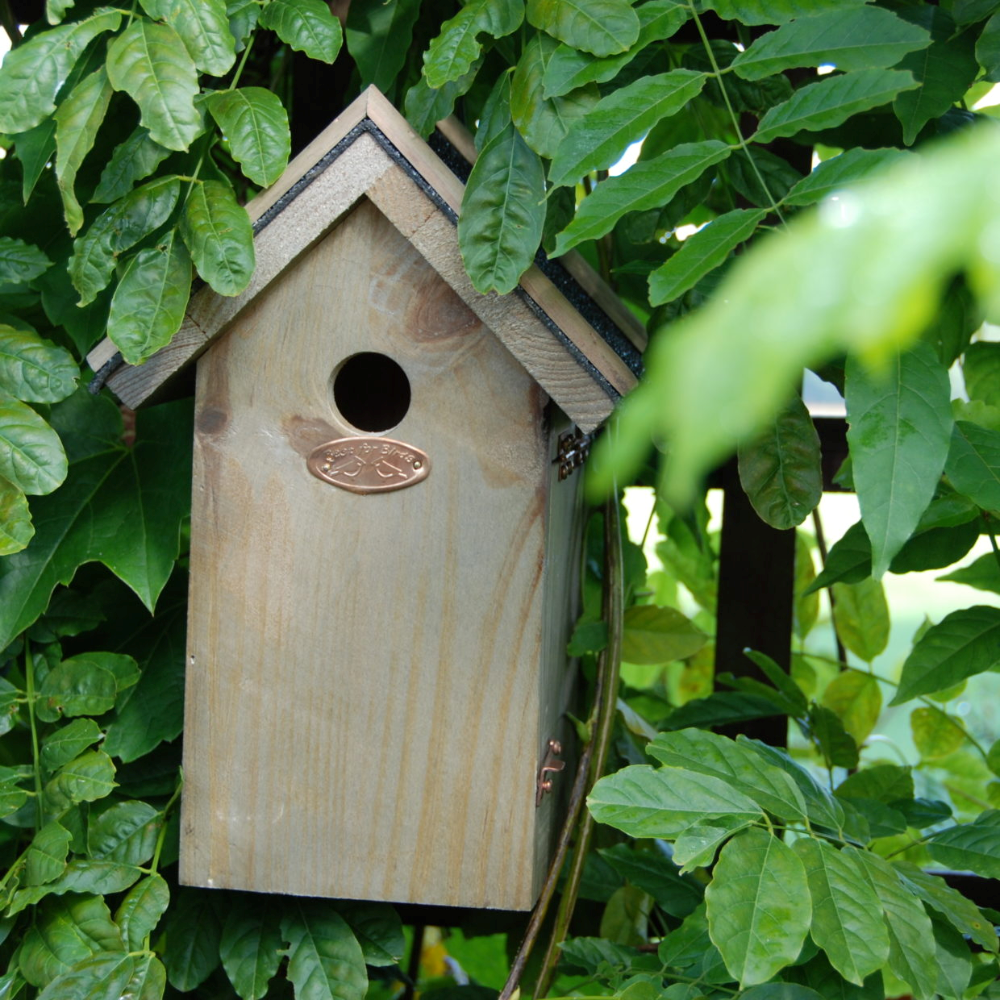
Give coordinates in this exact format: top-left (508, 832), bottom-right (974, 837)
top-left (0, 0), bottom-right (20, 46)
top-left (532, 486), bottom-right (624, 999)
top-left (24, 638), bottom-right (43, 832)
top-left (686, 2), bottom-right (786, 226)
top-left (148, 774), bottom-right (183, 877)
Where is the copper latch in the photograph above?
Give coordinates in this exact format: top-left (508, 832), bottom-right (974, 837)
top-left (555, 429), bottom-right (592, 481)
top-left (536, 739), bottom-right (565, 806)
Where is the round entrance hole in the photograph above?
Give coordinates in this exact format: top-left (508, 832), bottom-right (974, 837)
top-left (332, 352), bottom-right (411, 432)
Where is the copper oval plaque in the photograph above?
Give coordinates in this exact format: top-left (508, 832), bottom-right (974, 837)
top-left (307, 437), bottom-right (430, 494)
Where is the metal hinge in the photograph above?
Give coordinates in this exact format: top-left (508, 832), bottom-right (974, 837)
top-left (555, 428), bottom-right (593, 481)
top-left (535, 739), bottom-right (566, 806)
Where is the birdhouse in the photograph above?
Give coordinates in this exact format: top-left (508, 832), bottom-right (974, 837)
top-left (87, 88), bottom-right (643, 911)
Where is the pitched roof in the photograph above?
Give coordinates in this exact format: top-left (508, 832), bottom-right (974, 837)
top-left (86, 87), bottom-right (644, 431)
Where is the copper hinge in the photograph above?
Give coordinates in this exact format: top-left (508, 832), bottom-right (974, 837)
top-left (555, 429), bottom-right (592, 481)
top-left (535, 739), bottom-right (565, 806)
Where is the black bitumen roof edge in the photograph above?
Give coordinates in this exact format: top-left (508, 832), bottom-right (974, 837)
top-left (90, 114), bottom-right (644, 397)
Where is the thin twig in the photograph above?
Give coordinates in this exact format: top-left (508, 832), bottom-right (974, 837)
top-left (497, 732), bottom-right (595, 1000)
top-left (402, 923), bottom-right (424, 1000)
top-left (811, 507), bottom-right (847, 665)
top-left (533, 493), bottom-right (624, 999)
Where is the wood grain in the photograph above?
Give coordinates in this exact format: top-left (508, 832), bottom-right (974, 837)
top-left (181, 199), bottom-right (575, 909)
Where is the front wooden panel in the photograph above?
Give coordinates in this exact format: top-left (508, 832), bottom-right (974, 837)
top-left (181, 199), bottom-right (550, 909)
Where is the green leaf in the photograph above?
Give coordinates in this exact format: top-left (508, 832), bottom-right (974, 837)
top-left (738, 737), bottom-right (847, 832)
top-left (404, 58), bottom-right (483, 137)
top-left (0, 480), bottom-right (33, 556)
top-left (345, 0), bottom-right (422, 92)
top-left (929, 810), bottom-right (1000, 879)
top-left (621, 605), bottom-right (706, 664)
top-left (831, 578), bottom-right (889, 663)
top-left (108, 230), bottom-right (192, 365)
top-left (945, 420), bottom-right (1000, 510)
top-left (964, 342), bottom-right (1000, 407)
top-left (93, 128), bottom-right (171, 204)
top-left (18, 894), bottom-right (123, 988)
top-left (221, 905), bottom-right (284, 1000)
top-left (281, 905), bottom-right (368, 1000)
top-left (648, 728), bottom-right (807, 823)
top-left (423, 0), bottom-right (521, 88)
top-left (784, 148), bottom-right (909, 209)
top-left (836, 763), bottom-right (913, 803)
top-left (228, 0), bottom-right (261, 51)
top-left (552, 139), bottom-right (730, 254)
top-left (107, 18), bottom-right (202, 151)
top-left (55, 68), bottom-right (113, 236)
top-left (753, 69), bottom-right (918, 145)
top-left (911, 706), bottom-right (966, 760)
top-left (701, 0), bottom-right (868, 25)
top-left (44, 750), bottom-right (116, 813)
top-left (163, 888), bottom-right (223, 991)
top-left (205, 87), bottom-right (291, 188)
top-left (333, 903), bottom-right (405, 968)
top-left (180, 181), bottom-right (254, 296)
top-left (37, 657), bottom-right (116, 721)
top-left (0, 9), bottom-right (122, 134)
top-left (40, 718), bottom-right (102, 771)
top-left (672, 817), bottom-right (751, 872)
top-left (650, 208), bottom-right (763, 307)
top-left (457, 122), bottom-right (544, 295)
top-left (793, 839), bottom-right (888, 985)
top-left (588, 764), bottom-right (763, 838)
top-left (978, 13), bottom-right (1000, 82)
top-left (88, 800), bottom-right (159, 864)
top-left (123, 954), bottom-right (166, 1000)
top-left (510, 34), bottom-right (598, 159)
top-left (892, 861), bottom-right (998, 953)
top-left (740, 988), bottom-right (824, 1000)
top-left (932, 918), bottom-right (973, 1000)
top-left (259, 0), bottom-right (344, 63)
top-left (155, 0), bottom-right (236, 76)
top-left (600, 844), bottom-right (703, 917)
top-left (804, 521), bottom-right (869, 594)
top-left (0, 327), bottom-right (77, 404)
top-left (69, 175), bottom-right (181, 306)
top-left (849, 847), bottom-right (938, 1000)
top-left (0, 394), bottom-right (193, 646)
top-left (939, 552), bottom-right (1000, 595)
top-left (17, 117), bottom-right (58, 204)
top-left (893, 8), bottom-right (978, 146)
top-left (541, 0), bottom-right (689, 99)
top-left (115, 874), bottom-right (170, 951)
top-left (846, 343), bottom-right (953, 579)
top-left (807, 705), bottom-right (859, 769)
top-left (892, 605), bottom-right (1000, 704)
top-left (0, 393), bottom-right (67, 496)
top-left (705, 828), bottom-right (810, 987)
top-left (12, 860), bottom-right (142, 908)
top-left (36, 951), bottom-right (134, 1000)
top-left (743, 648), bottom-right (808, 714)
top-left (526, 0), bottom-right (639, 57)
top-left (548, 69), bottom-right (707, 187)
top-left (25, 822), bottom-right (72, 886)
top-left (732, 8), bottom-right (930, 81)
top-left (821, 670), bottom-right (881, 746)
top-left (737, 394), bottom-right (821, 529)
top-left (103, 590), bottom-right (186, 761)
top-left (0, 238), bottom-right (52, 285)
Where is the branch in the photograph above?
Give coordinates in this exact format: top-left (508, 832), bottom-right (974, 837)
top-left (0, 1), bottom-right (21, 46)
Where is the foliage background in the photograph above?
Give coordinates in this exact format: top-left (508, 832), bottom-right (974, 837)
top-left (4, 0), bottom-right (1000, 999)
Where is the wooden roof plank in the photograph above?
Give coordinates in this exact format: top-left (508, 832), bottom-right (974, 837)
top-left (88, 86), bottom-right (640, 425)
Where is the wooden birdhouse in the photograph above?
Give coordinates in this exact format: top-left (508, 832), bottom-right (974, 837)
top-left (87, 88), bottom-right (643, 911)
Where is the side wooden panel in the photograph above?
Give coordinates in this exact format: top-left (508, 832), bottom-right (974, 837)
top-left (181, 199), bottom-right (551, 909)
top-left (533, 412), bottom-right (584, 889)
